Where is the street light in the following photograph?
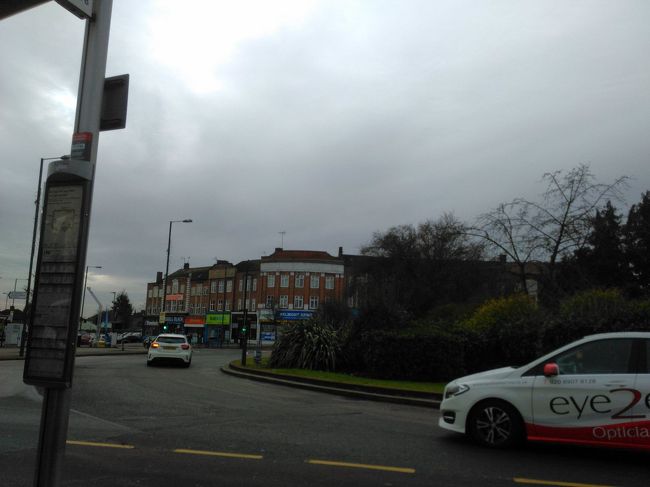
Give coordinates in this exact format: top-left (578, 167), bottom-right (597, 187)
top-left (162, 219), bottom-right (192, 331)
top-left (21, 154), bottom-right (69, 357)
top-left (80, 265), bottom-right (102, 327)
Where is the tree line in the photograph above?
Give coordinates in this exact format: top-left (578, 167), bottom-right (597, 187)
top-left (268, 165), bottom-right (650, 380)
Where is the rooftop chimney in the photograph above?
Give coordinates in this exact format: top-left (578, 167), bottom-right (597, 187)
top-left (184, 262), bottom-right (190, 270)
top-left (338, 246), bottom-right (343, 257)
top-left (156, 271), bottom-right (163, 283)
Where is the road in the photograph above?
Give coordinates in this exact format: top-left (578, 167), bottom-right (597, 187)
top-left (1, 349), bottom-right (648, 486)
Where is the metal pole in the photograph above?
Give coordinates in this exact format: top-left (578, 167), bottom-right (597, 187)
top-left (161, 219), bottom-right (191, 331)
top-left (162, 220), bottom-right (173, 321)
top-left (241, 262), bottom-right (249, 366)
top-left (33, 3), bottom-right (113, 487)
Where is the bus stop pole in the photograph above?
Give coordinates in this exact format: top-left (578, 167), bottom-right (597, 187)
top-left (33, 2), bottom-right (113, 486)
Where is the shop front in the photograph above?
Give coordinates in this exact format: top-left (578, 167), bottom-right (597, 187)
top-left (184, 316), bottom-right (205, 345)
top-left (205, 313), bottom-right (230, 347)
top-left (231, 311), bottom-right (258, 344)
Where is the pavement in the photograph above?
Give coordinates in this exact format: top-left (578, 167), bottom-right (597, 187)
top-left (0, 344), bottom-right (442, 409)
top-left (0, 343), bottom-right (148, 360)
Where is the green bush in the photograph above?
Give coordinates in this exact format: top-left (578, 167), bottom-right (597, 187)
top-left (543, 289), bottom-right (650, 350)
top-left (456, 294), bottom-right (544, 371)
top-left (344, 328), bottom-right (470, 381)
top-left (269, 319), bottom-right (341, 371)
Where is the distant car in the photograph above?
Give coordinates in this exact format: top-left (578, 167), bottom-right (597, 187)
top-left (438, 332), bottom-right (650, 451)
top-left (117, 332), bottom-right (142, 344)
top-left (147, 334), bottom-right (192, 367)
top-left (78, 333), bottom-right (93, 347)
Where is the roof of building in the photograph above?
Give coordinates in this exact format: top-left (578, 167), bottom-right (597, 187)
top-left (262, 248), bottom-right (341, 263)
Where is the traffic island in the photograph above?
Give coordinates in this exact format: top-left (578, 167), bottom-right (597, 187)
top-left (221, 361), bottom-right (442, 409)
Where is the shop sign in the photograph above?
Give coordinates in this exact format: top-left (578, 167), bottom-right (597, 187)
top-left (164, 315), bottom-right (185, 325)
top-left (166, 293), bottom-right (184, 301)
top-left (278, 310), bottom-right (313, 321)
top-left (206, 313), bottom-right (231, 325)
top-left (185, 317), bottom-right (205, 325)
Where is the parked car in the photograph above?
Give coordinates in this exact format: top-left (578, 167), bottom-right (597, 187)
top-left (146, 334), bottom-right (192, 367)
top-left (77, 333), bottom-right (93, 347)
top-left (438, 332), bottom-right (650, 451)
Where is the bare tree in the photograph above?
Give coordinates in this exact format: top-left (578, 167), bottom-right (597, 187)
top-left (472, 164), bottom-right (628, 292)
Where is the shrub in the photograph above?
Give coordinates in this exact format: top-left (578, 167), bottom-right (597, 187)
top-left (458, 294), bottom-right (544, 372)
top-left (543, 289), bottom-right (650, 350)
top-left (343, 327), bottom-right (470, 381)
top-left (269, 319), bottom-right (341, 371)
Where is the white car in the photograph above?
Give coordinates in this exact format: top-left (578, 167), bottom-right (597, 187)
top-left (147, 333), bottom-right (192, 367)
top-left (439, 332), bottom-right (650, 450)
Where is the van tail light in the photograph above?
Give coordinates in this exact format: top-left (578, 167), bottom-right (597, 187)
top-left (151, 342), bottom-right (160, 348)
top-left (181, 344), bottom-right (190, 350)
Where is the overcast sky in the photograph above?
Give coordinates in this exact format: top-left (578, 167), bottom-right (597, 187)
top-left (1, 0), bottom-right (649, 311)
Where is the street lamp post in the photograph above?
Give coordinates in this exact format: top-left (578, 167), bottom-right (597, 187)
top-left (80, 265), bottom-right (102, 329)
top-left (21, 154), bottom-right (69, 357)
top-left (162, 219), bottom-right (192, 332)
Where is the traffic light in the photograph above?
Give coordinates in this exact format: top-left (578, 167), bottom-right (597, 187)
top-left (163, 324), bottom-right (168, 331)
top-left (241, 326), bottom-right (247, 335)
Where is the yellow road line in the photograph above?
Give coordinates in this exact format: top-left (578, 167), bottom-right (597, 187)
top-left (66, 440), bottom-right (135, 450)
top-left (173, 448), bottom-right (263, 460)
top-left (514, 478), bottom-right (616, 487)
top-left (307, 459), bottom-right (415, 474)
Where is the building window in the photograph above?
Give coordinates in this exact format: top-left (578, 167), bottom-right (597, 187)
top-left (218, 299), bottom-right (224, 310)
top-left (238, 299), bottom-right (242, 310)
top-left (166, 285), bottom-right (171, 295)
top-left (266, 295), bottom-right (274, 308)
top-left (203, 286), bottom-right (209, 295)
top-left (310, 275), bottom-right (320, 289)
top-left (159, 288), bottom-right (164, 297)
top-left (239, 279), bottom-right (243, 292)
top-left (211, 281), bottom-right (217, 293)
top-left (225, 300), bottom-right (231, 311)
top-left (252, 278), bottom-right (257, 291)
top-left (251, 298), bottom-right (256, 309)
top-left (218, 279), bottom-right (225, 293)
top-left (267, 274), bottom-right (275, 288)
top-left (279, 295), bottom-right (288, 308)
top-left (309, 296), bottom-right (319, 309)
top-left (172, 280), bottom-right (179, 293)
top-left (280, 275), bottom-right (289, 288)
top-left (295, 274), bottom-right (304, 288)
top-left (226, 280), bottom-right (233, 293)
top-left (325, 275), bottom-right (335, 290)
top-left (209, 300), bottom-right (215, 311)
top-left (294, 295), bottom-right (304, 309)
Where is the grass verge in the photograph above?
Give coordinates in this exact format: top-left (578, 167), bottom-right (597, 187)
top-left (233, 357), bottom-right (445, 394)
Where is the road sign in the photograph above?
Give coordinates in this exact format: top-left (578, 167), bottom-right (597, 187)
top-left (8, 291), bottom-right (27, 300)
top-left (100, 74), bottom-right (129, 131)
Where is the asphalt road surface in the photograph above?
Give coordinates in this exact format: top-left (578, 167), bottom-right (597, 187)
top-left (1, 349), bottom-right (648, 486)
